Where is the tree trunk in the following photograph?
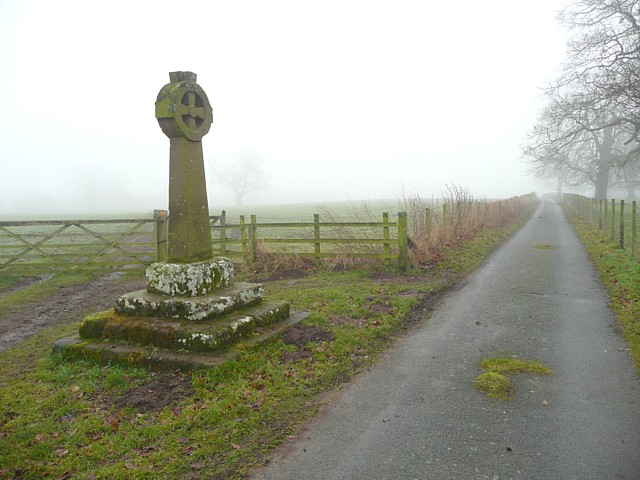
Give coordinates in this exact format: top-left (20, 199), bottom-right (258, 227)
top-left (626, 182), bottom-right (636, 199)
top-left (594, 166), bottom-right (610, 200)
top-left (594, 125), bottom-right (614, 200)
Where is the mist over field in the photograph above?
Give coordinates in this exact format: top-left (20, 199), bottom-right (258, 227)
top-left (0, 0), bottom-right (568, 217)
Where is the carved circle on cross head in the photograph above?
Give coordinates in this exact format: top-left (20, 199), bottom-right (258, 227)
top-left (156, 80), bottom-right (213, 141)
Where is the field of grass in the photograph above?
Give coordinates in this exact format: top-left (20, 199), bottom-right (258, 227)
top-left (0, 201), bottom-right (533, 479)
top-left (0, 199), bottom-right (404, 224)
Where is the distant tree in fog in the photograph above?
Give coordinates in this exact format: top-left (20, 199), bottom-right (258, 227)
top-left (212, 151), bottom-right (269, 206)
top-left (522, 92), bottom-right (631, 199)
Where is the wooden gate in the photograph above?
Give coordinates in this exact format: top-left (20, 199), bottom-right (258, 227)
top-left (0, 219), bottom-right (157, 271)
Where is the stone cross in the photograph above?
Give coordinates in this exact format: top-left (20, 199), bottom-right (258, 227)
top-left (155, 71), bottom-right (213, 263)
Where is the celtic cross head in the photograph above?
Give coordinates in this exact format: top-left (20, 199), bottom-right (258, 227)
top-left (155, 71), bottom-right (213, 141)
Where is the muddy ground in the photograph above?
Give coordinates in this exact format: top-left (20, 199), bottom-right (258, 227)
top-left (0, 272), bottom-right (146, 352)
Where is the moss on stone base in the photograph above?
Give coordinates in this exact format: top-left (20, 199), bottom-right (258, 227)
top-left (78, 310), bottom-right (114, 339)
top-left (77, 301), bottom-right (290, 353)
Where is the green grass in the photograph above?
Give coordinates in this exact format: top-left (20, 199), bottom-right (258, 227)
top-left (0, 208), bottom-right (532, 479)
top-left (565, 206), bottom-right (640, 372)
top-left (474, 357), bottom-right (553, 400)
top-left (0, 273), bottom-right (23, 291)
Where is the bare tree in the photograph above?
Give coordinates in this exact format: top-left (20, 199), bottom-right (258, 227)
top-left (522, 89), bottom-right (632, 198)
top-left (213, 151), bottom-right (269, 206)
top-left (522, 0), bottom-right (640, 197)
top-left (555, 0), bottom-right (640, 145)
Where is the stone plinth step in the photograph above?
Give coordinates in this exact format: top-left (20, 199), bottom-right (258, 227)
top-left (52, 311), bottom-right (309, 372)
top-left (80, 301), bottom-right (289, 353)
top-left (115, 282), bottom-right (264, 321)
top-left (146, 258), bottom-right (234, 297)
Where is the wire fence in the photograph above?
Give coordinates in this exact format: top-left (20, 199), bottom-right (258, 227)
top-left (564, 193), bottom-right (638, 260)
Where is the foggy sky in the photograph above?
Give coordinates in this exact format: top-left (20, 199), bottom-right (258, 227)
top-left (0, 0), bottom-right (568, 216)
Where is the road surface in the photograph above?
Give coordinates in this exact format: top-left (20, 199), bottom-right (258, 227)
top-left (251, 198), bottom-right (640, 480)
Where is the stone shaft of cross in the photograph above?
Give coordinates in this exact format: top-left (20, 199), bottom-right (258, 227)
top-left (156, 72), bottom-right (213, 263)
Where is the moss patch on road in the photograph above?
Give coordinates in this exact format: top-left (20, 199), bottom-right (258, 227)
top-left (474, 357), bottom-right (553, 400)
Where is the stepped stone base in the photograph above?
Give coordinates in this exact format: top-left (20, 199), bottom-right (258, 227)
top-left (53, 311), bottom-right (309, 372)
top-left (79, 302), bottom-right (289, 352)
top-left (53, 255), bottom-right (299, 372)
top-left (115, 282), bottom-right (264, 321)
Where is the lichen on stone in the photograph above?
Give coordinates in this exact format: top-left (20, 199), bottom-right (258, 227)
top-left (146, 258), bottom-right (235, 297)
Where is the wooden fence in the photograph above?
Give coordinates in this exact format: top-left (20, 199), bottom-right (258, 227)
top-left (564, 193), bottom-right (638, 260)
top-left (207, 211), bottom-right (408, 271)
top-left (0, 211), bottom-right (408, 272)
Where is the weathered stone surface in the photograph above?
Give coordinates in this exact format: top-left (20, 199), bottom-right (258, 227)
top-left (155, 71), bottom-right (212, 141)
top-left (79, 302), bottom-right (290, 353)
top-left (146, 258), bottom-right (234, 297)
top-left (156, 71), bottom-right (213, 263)
top-left (115, 282), bottom-right (264, 321)
top-left (54, 311), bottom-right (309, 372)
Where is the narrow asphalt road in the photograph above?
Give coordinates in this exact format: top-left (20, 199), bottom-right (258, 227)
top-left (251, 199), bottom-right (640, 480)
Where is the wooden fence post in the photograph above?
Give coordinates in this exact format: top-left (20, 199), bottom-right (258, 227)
top-left (611, 199), bottom-right (616, 240)
top-left (240, 215), bottom-right (247, 261)
top-left (153, 209), bottom-right (168, 262)
top-left (382, 212), bottom-right (391, 267)
top-left (442, 204), bottom-right (448, 226)
top-left (397, 212), bottom-right (408, 273)
top-left (314, 214), bottom-right (321, 266)
top-left (632, 200), bottom-right (637, 258)
top-left (219, 210), bottom-right (227, 255)
top-left (249, 215), bottom-right (258, 264)
top-left (598, 199), bottom-right (603, 230)
top-left (619, 200), bottom-right (625, 249)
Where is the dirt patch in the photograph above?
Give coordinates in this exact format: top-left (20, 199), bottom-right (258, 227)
top-left (367, 301), bottom-right (394, 315)
top-left (266, 269), bottom-right (309, 281)
top-left (280, 325), bottom-right (334, 347)
top-left (0, 272), bottom-right (146, 352)
top-left (329, 316), bottom-right (368, 328)
top-left (113, 372), bottom-right (193, 413)
top-left (280, 348), bottom-right (314, 362)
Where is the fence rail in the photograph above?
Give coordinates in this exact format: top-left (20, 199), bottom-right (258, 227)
top-left (0, 211), bottom-right (408, 272)
top-left (208, 211), bottom-right (408, 271)
top-left (564, 193), bottom-right (638, 260)
top-left (0, 218), bottom-right (157, 271)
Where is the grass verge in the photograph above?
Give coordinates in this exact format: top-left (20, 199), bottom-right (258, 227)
top-left (0, 206), bottom-right (533, 479)
top-left (564, 205), bottom-right (640, 372)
